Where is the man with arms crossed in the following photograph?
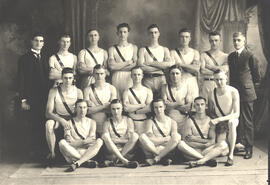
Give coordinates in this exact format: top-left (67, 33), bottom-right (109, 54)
top-left (59, 99), bottom-right (103, 172)
top-left (45, 68), bottom-right (83, 162)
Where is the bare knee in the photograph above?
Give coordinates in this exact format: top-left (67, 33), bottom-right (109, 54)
top-left (130, 132), bottom-right (139, 142)
top-left (59, 139), bottom-right (68, 149)
top-left (139, 133), bottom-right (148, 144)
top-left (101, 133), bottom-right (110, 142)
top-left (46, 120), bottom-right (56, 134)
top-left (217, 141), bottom-right (229, 151)
top-left (96, 138), bottom-right (104, 147)
top-left (172, 134), bottom-right (181, 143)
top-left (228, 119), bottom-right (238, 130)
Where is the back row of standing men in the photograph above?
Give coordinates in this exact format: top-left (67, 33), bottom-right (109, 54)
top-left (17, 23), bottom-right (261, 169)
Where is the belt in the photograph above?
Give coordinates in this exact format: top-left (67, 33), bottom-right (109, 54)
top-left (204, 78), bottom-right (214, 81)
top-left (144, 73), bottom-right (164, 78)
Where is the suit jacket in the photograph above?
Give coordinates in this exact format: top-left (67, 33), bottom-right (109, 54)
top-left (228, 48), bottom-right (261, 102)
top-left (17, 50), bottom-right (49, 106)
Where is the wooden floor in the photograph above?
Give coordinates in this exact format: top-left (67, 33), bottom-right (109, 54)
top-left (0, 140), bottom-right (268, 185)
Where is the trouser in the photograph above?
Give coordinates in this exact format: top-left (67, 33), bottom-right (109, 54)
top-left (237, 101), bottom-right (254, 149)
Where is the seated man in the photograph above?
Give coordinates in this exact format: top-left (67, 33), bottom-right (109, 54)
top-left (188, 70), bottom-right (240, 167)
top-left (59, 99), bottom-right (103, 172)
top-left (161, 65), bottom-right (193, 134)
top-left (177, 97), bottom-right (216, 162)
top-left (83, 64), bottom-right (117, 136)
top-left (45, 68), bottom-right (83, 162)
top-left (122, 66), bottom-right (153, 134)
top-left (101, 99), bottom-right (139, 168)
top-left (139, 99), bottom-right (181, 166)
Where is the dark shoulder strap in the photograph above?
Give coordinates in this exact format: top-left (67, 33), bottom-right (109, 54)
top-left (70, 119), bottom-right (86, 140)
top-left (145, 46), bottom-right (158, 61)
top-left (152, 118), bottom-right (166, 137)
top-left (114, 45), bottom-right (126, 62)
top-left (129, 88), bottom-right (141, 104)
top-left (189, 116), bottom-right (205, 139)
top-left (57, 86), bottom-right (73, 116)
top-left (90, 84), bottom-right (103, 105)
top-left (109, 118), bottom-right (121, 138)
top-left (85, 48), bottom-right (98, 65)
top-left (213, 88), bottom-right (226, 116)
top-left (175, 48), bottom-right (186, 64)
top-left (167, 84), bottom-right (176, 102)
top-left (205, 51), bottom-right (219, 66)
top-left (55, 54), bottom-right (65, 68)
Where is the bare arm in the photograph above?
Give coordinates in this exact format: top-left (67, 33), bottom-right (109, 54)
top-left (135, 88), bottom-right (153, 114)
top-left (138, 48), bottom-right (160, 72)
top-left (171, 119), bottom-right (180, 139)
top-left (83, 119), bottom-right (97, 144)
top-left (179, 50), bottom-right (200, 75)
top-left (148, 47), bottom-right (174, 69)
top-left (108, 47), bottom-right (132, 71)
top-left (145, 119), bottom-right (170, 145)
top-left (48, 56), bottom-right (62, 80)
top-left (77, 50), bottom-right (93, 75)
top-left (123, 90), bottom-right (145, 113)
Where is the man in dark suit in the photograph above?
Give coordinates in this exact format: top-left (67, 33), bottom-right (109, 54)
top-left (17, 32), bottom-right (49, 159)
top-left (228, 32), bottom-right (261, 159)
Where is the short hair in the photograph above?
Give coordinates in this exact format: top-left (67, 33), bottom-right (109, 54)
top-left (117, 23), bottom-right (130, 32)
top-left (75, 99), bottom-right (87, 107)
top-left (31, 32), bottom-right (44, 40)
top-left (147, 24), bottom-right (160, 31)
top-left (194, 96), bottom-right (206, 103)
top-left (93, 64), bottom-right (106, 73)
top-left (209, 31), bottom-right (221, 37)
top-left (233, 32), bottom-right (245, 38)
top-left (86, 28), bottom-right (99, 36)
top-left (168, 64), bottom-right (183, 74)
top-left (150, 98), bottom-right (165, 115)
top-left (61, 67), bottom-right (74, 76)
top-left (131, 66), bottom-right (143, 73)
top-left (178, 28), bottom-right (191, 35)
top-left (58, 33), bottom-right (71, 41)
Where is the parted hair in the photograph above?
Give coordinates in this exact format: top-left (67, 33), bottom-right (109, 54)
top-left (147, 24), bottom-right (160, 31)
top-left (61, 67), bottom-right (74, 76)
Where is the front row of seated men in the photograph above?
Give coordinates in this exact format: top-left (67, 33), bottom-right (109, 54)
top-left (44, 64), bottom-right (239, 171)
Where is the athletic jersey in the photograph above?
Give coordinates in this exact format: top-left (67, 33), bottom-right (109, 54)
top-left (67, 117), bottom-right (94, 140)
top-left (165, 82), bottom-right (190, 104)
top-left (108, 116), bottom-right (129, 140)
top-left (113, 44), bottom-right (134, 62)
top-left (55, 85), bottom-right (78, 116)
top-left (190, 116), bottom-right (211, 138)
top-left (88, 83), bottom-right (111, 106)
top-left (50, 52), bottom-right (75, 70)
top-left (152, 116), bottom-right (172, 137)
top-left (145, 46), bottom-right (165, 63)
top-left (78, 48), bottom-right (105, 68)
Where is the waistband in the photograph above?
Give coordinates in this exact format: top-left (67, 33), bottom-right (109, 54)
top-left (144, 73), bottom-right (164, 78)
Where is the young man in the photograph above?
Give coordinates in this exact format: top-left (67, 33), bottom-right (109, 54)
top-left (138, 24), bottom-right (173, 98)
top-left (139, 99), bottom-right (181, 166)
top-left (188, 70), bottom-right (240, 167)
top-left (108, 23), bottom-right (138, 96)
top-left (101, 99), bottom-right (139, 168)
top-left (83, 64), bottom-right (117, 136)
top-left (49, 33), bottom-right (77, 87)
top-left (17, 32), bottom-right (49, 157)
top-left (59, 99), bottom-right (103, 172)
top-left (122, 67), bottom-right (153, 134)
top-left (228, 32), bottom-right (261, 159)
top-left (45, 68), bottom-right (83, 161)
top-left (170, 28), bottom-right (200, 100)
top-left (200, 31), bottom-right (228, 99)
top-left (161, 65), bottom-right (193, 134)
top-left (177, 97), bottom-right (216, 162)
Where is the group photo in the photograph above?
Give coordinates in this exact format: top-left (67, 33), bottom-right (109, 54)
top-left (0, 0), bottom-right (268, 185)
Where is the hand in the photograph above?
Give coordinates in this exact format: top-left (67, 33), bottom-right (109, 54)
top-left (61, 120), bottom-right (71, 130)
top-left (127, 60), bottom-right (134, 65)
top-left (65, 135), bottom-right (73, 143)
top-left (210, 118), bottom-right (219, 126)
top-left (21, 101), bottom-right (30, 111)
top-left (165, 136), bottom-right (171, 142)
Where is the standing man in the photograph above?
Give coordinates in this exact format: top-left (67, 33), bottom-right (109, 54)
top-left (200, 31), bottom-right (228, 99)
top-left (17, 32), bottom-right (49, 158)
top-left (228, 32), bottom-right (261, 159)
top-left (138, 24), bottom-right (173, 98)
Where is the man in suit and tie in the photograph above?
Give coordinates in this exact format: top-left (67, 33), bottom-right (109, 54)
top-left (228, 32), bottom-right (261, 159)
top-left (17, 32), bottom-right (49, 159)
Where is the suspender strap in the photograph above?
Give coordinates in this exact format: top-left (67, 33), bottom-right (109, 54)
top-left (55, 54), bottom-right (65, 68)
top-left (129, 88), bottom-right (141, 104)
top-left (90, 84), bottom-right (103, 105)
top-left (213, 88), bottom-right (226, 116)
top-left (167, 84), bottom-right (176, 102)
top-left (85, 48), bottom-right (98, 65)
top-left (109, 118), bottom-right (121, 138)
top-left (145, 46), bottom-right (158, 61)
top-left (152, 118), bottom-right (166, 137)
top-left (189, 116), bottom-right (205, 139)
top-left (114, 45), bottom-right (126, 62)
top-left (70, 119), bottom-right (86, 140)
top-left (175, 48), bottom-right (186, 64)
top-left (57, 86), bottom-right (74, 116)
top-left (205, 51), bottom-right (219, 66)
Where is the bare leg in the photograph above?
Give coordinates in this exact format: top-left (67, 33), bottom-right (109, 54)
top-left (177, 140), bottom-right (204, 159)
top-left (102, 133), bottom-right (129, 164)
top-left (121, 133), bottom-right (139, 157)
top-left (45, 120), bottom-right (59, 158)
top-left (59, 139), bottom-right (81, 163)
top-left (227, 119), bottom-right (238, 159)
top-left (139, 134), bottom-right (159, 156)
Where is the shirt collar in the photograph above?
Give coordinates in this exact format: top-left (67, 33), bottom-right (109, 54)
top-left (236, 47), bottom-right (245, 55)
top-left (31, 48), bottom-right (41, 55)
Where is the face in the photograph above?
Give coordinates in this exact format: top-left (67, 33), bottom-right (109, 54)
top-left (131, 68), bottom-right (143, 84)
top-left (148, 27), bottom-right (160, 40)
top-left (94, 68), bottom-right (106, 81)
top-left (209, 35), bottom-right (221, 50)
top-left (169, 68), bottom-right (182, 83)
top-left (59, 37), bottom-right (71, 51)
top-left (194, 99), bottom-right (206, 114)
top-left (153, 101), bottom-right (165, 116)
top-left (111, 103), bottom-right (123, 117)
top-left (88, 30), bottom-right (99, 44)
top-left (233, 35), bottom-right (245, 50)
top-left (62, 73), bottom-right (74, 86)
top-left (179, 32), bottom-right (191, 46)
top-left (214, 72), bottom-right (227, 88)
top-left (117, 27), bottom-right (129, 41)
top-left (76, 101), bottom-right (88, 117)
top-left (31, 36), bottom-right (44, 51)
